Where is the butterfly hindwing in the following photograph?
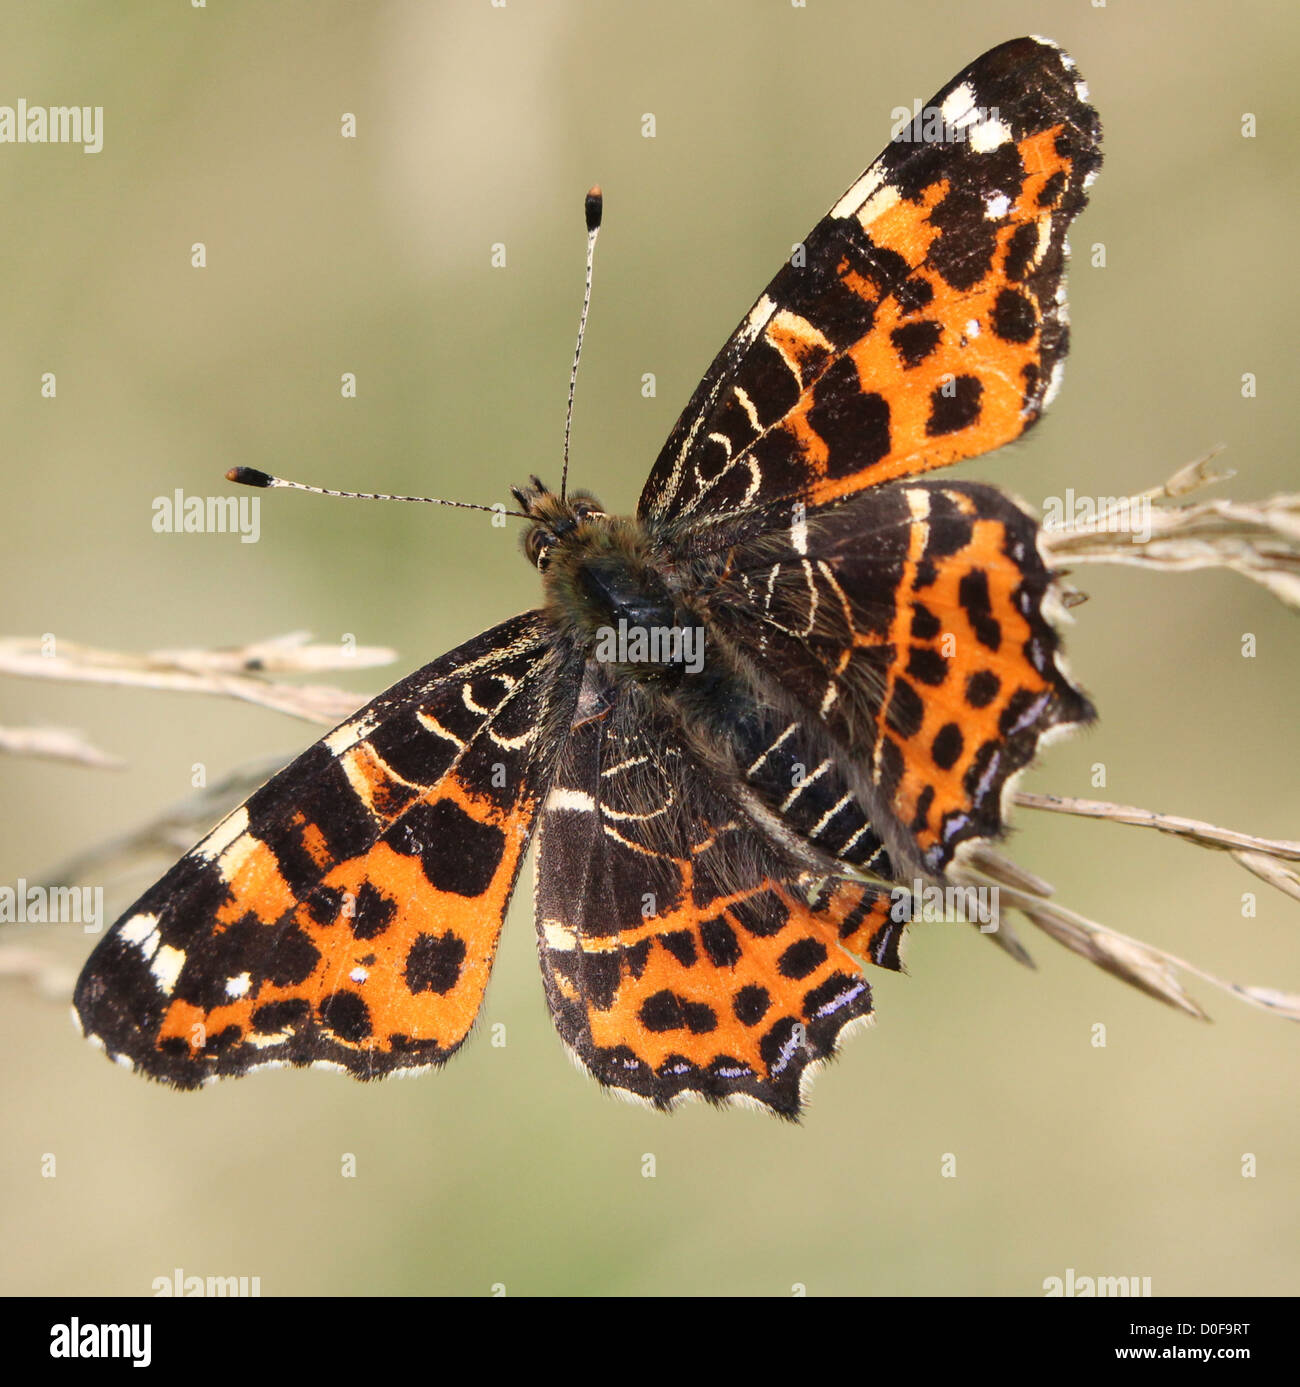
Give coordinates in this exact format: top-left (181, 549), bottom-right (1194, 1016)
top-left (639, 35), bottom-right (1100, 528)
top-left (534, 672), bottom-right (891, 1117)
top-left (702, 479), bottom-right (1093, 876)
top-left (74, 612), bottom-right (580, 1087)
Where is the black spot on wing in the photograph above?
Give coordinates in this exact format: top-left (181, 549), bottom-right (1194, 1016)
top-left (306, 885), bottom-right (345, 927)
top-left (700, 916), bottom-right (742, 967)
top-left (639, 990), bottom-right (717, 1035)
top-left (741, 338), bottom-right (804, 426)
top-left (992, 286), bottom-right (1038, 343)
top-left (891, 319), bottom-right (943, 368)
top-left (405, 930), bottom-right (468, 995)
top-left (911, 602), bottom-right (942, 641)
top-left (349, 880), bottom-right (397, 940)
top-left (876, 735), bottom-right (904, 801)
top-left (575, 951), bottom-right (622, 1012)
top-left (733, 984), bottom-right (770, 1026)
top-left (806, 359), bottom-right (891, 480)
top-left (958, 569), bottom-right (1002, 651)
top-left (894, 275), bottom-right (934, 315)
top-left (365, 707), bottom-right (460, 787)
top-left (906, 646), bottom-right (948, 686)
top-left (1037, 169), bottom-right (1067, 207)
top-left (926, 375), bottom-right (983, 436)
top-left (251, 998), bottom-right (310, 1034)
top-left (778, 937), bottom-right (828, 981)
top-left (265, 925), bottom-right (321, 988)
top-left (931, 722), bottom-right (964, 771)
top-left (924, 490), bottom-right (975, 556)
top-left (1003, 221), bottom-right (1039, 284)
top-left (965, 669), bottom-right (1001, 707)
top-left (386, 799), bottom-right (505, 898)
top-left (885, 677), bottom-right (925, 739)
top-left (319, 990), bottom-right (371, 1043)
top-left (659, 929), bottom-right (698, 967)
top-left (730, 892), bottom-right (789, 939)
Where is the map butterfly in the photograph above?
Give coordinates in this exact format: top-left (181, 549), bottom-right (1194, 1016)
top-left (75, 36), bottom-right (1102, 1117)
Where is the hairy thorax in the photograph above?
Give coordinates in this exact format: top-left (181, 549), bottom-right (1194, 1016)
top-left (520, 482), bottom-right (710, 685)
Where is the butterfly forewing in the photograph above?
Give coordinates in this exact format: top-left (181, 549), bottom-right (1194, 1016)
top-left (75, 612), bottom-right (580, 1086)
top-left (639, 35), bottom-right (1100, 529)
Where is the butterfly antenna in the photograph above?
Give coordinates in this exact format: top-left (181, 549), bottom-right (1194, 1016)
top-left (560, 185), bottom-right (602, 502)
top-left (226, 467), bottom-right (530, 520)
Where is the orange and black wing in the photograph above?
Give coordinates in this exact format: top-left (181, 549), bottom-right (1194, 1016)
top-left (639, 35), bottom-right (1100, 528)
top-left (534, 670), bottom-right (895, 1119)
top-left (704, 480), bottom-right (1093, 877)
top-left (75, 612), bottom-right (580, 1087)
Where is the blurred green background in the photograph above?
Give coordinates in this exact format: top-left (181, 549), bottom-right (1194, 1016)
top-left (1, 0), bottom-right (1296, 1297)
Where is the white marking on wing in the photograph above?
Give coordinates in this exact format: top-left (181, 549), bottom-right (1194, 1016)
top-left (780, 758), bottom-right (832, 812)
top-left (150, 944), bottom-right (186, 995)
top-left (732, 385), bottom-right (762, 433)
top-left (415, 710), bottom-right (467, 750)
top-left (197, 806), bottom-right (250, 861)
top-left (830, 164), bottom-right (885, 220)
top-left (601, 755), bottom-right (650, 778)
top-left (541, 919), bottom-right (579, 951)
top-left (969, 118), bottom-right (1012, 154)
top-left (941, 83), bottom-right (977, 127)
top-left (809, 791), bottom-right (854, 840)
top-left (323, 713), bottom-right (379, 757)
top-left (856, 183), bottom-right (900, 231)
top-left (746, 722), bottom-right (797, 776)
top-left (1041, 357), bottom-right (1067, 410)
top-left (119, 912), bottom-right (160, 947)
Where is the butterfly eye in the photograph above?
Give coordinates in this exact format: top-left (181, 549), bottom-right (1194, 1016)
top-left (567, 490), bottom-right (605, 524)
top-left (525, 529), bottom-right (555, 570)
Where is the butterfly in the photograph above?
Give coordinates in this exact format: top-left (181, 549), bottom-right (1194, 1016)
top-left (75, 35), bottom-right (1101, 1118)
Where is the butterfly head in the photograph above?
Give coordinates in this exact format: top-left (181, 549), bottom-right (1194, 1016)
top-left (512, 476), bottom-right (607, 572)
top-left (517, 483), bottom-right (691, 681)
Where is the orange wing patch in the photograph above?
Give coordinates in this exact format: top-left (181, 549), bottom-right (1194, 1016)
top-left (148, 783), bottom-right (532, 1076)
top-left (75, 612), bottom-right (578, 1087)
top-left (538, 862), bottom-right (884, 1119)
top-left (798, 127), bottom-right (1079, 508)
top-left (871, 486), bottom-right (1075, 865)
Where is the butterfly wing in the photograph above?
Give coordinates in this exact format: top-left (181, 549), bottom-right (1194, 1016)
top-left (534, 670), bottom-right (893, 1118)
top-left (639, 35), bottom-right (1100, 528)
top-left (75, 612), bottom-right (580, 1087)
top-left (702, 479), bottom-right (1093, 877)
